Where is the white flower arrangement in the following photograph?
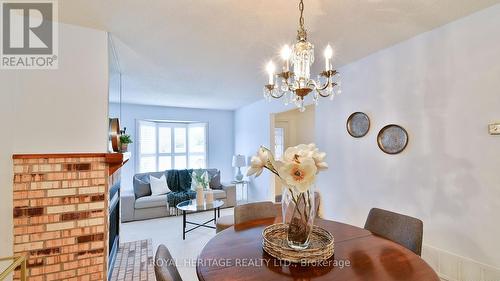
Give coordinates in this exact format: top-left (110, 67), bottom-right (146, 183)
top-left (247, 143), bottom-right (328, 193)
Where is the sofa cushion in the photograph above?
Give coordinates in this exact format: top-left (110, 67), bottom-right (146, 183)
top-left (211, 189), bottom-right (226, 200)
top-left (135, 194), bottom-right (168, 209)
top-left (150, 175), bottom-right (171, 196)
top-left (133, 178), bottom-right (152, 199)
top-left (207, 169), bottom-right (222, 190)
top-left (134, 171), bottom-right (167, 198)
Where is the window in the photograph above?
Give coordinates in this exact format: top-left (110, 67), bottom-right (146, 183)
top-left (274, 127), bottom-right (285, 160)
top-left (136, 120), bottom-right (208, 173)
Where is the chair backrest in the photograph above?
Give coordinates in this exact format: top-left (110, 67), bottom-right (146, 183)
top-left (234, 201), bottom-right (278, 225)
top-left (364, 208), bottom-right (423, 256)
top-left (273, 202), bottom-right (282, 217)
top-left (154, 244), bottom-right (183, 281)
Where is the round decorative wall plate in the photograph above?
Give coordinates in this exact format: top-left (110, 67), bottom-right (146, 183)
top-left (377, 124), bottom-right (408, 154)
top-left (346, 112), bottom-right (370, 138)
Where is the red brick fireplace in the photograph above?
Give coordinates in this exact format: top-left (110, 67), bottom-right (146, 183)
top-left (12, 153), bottom-right (128, 281)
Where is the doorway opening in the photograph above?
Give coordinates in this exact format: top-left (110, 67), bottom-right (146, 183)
top-left (270, 105), bottom-right (315, 201)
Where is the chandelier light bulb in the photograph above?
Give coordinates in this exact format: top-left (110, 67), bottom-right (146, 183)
top-left (324, 44), bottom-right (333, 59)
top-left (281, 45), bottom-right (292, 71)
top-left (281, 45), bottom-right (292, 61)
top-left (266, 61), bottom-right (275, 75)
top-left (266, 61), bottom-right (276, 85)
top-left (324, 44), bottom-right (333, 71)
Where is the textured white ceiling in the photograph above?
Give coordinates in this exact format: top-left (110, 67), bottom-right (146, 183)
top-left (59, 0), bottom-right (500, 110)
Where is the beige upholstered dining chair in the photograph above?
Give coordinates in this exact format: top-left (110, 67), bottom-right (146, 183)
top-left (364, 208), bottom-right (423, 256)
top-left (216, 201), bottom-right (280, 233)
top-left (154, 244), bottom-right (183, 281)
top-left (234, 201), bottom-right (281, 225)
top-left (215, 215), bottom-right (235, 233)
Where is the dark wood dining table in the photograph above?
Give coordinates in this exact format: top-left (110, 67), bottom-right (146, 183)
top-left (197, 217), bottom-right (439, 281)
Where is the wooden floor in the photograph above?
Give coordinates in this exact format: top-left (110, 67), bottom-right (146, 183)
top-left (110, 239), bottom-right (156, 281)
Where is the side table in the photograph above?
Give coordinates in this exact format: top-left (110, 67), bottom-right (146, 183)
top-left (231, 180), bottom-right (249, 204)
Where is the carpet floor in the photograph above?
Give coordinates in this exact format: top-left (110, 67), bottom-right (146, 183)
top-left (120, 208), bottom-right (233, 281)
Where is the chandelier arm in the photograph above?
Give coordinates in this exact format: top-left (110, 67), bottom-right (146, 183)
top-left (316, 82), bottom-right (338, 97)
top-left (317, 89), bottom-right (331, 98)
top-left (271, 92), bottom-right (286, 99)
top-left (306, 79), bottom-right (321, 90)
top-left (283, 77), bottom-right (296, 92)
top-left (268, 88), bottom-right (286, 99)
top-left (315, 79), bottom-right (331, 91)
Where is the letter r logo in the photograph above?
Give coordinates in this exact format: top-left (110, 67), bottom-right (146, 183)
top-left (2, 2), bottom-right (53, 55)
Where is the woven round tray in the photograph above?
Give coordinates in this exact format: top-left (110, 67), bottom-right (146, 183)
top-left (262, 223), bottom-right (334, 263)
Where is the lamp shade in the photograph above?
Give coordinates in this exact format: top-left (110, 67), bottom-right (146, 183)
top-left (232, 155), bottom-right (246, 167)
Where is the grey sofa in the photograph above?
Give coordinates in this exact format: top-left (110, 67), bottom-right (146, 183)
top-left (122, 168), bottom-right (236, 222)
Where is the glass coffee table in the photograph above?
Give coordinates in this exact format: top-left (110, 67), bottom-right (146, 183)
top-left (176, 199), bottom-right (224, 240)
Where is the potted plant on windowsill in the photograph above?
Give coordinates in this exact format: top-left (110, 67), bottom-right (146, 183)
top-left (119, 134), bottom-right (133, 152)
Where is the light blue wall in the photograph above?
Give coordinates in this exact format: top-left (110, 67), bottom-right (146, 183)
top-left (110, 103), bottom-right (235, 192)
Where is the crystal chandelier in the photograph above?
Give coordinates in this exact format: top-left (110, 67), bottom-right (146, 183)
top-left (263, 0), bottom-right (341, 112)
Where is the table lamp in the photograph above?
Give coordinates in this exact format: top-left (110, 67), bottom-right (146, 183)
top-left (232, 155), bottom-right (246, 181)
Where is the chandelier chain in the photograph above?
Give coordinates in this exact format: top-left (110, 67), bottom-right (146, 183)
top-left (299, 0), bottom-right (305, 31)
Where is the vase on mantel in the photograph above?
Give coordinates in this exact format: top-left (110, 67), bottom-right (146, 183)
top-left (282, 185), bottom-right (316, 250)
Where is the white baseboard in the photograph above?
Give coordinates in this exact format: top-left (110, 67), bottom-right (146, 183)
top-left (422, 244), bottom-right (500, 281)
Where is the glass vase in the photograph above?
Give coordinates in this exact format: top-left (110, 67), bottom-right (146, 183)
top-left (281, 185), bottom-right (316, 250)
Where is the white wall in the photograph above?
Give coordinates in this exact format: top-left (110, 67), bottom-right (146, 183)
top-left (0, 22), bottom-right (108, 263)
top-left (235, 3), bottom-right (500, 274)
top-left (109, 103), bottom-right (235, 192)
top-left (0, 70), bottom-right (16, 273)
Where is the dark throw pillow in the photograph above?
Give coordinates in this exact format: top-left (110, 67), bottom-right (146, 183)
top-left (208, 170), bottom-right (222, 190)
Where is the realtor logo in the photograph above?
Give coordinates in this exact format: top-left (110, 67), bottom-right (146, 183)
top-left (1, 0), bottom-right (58, 69)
